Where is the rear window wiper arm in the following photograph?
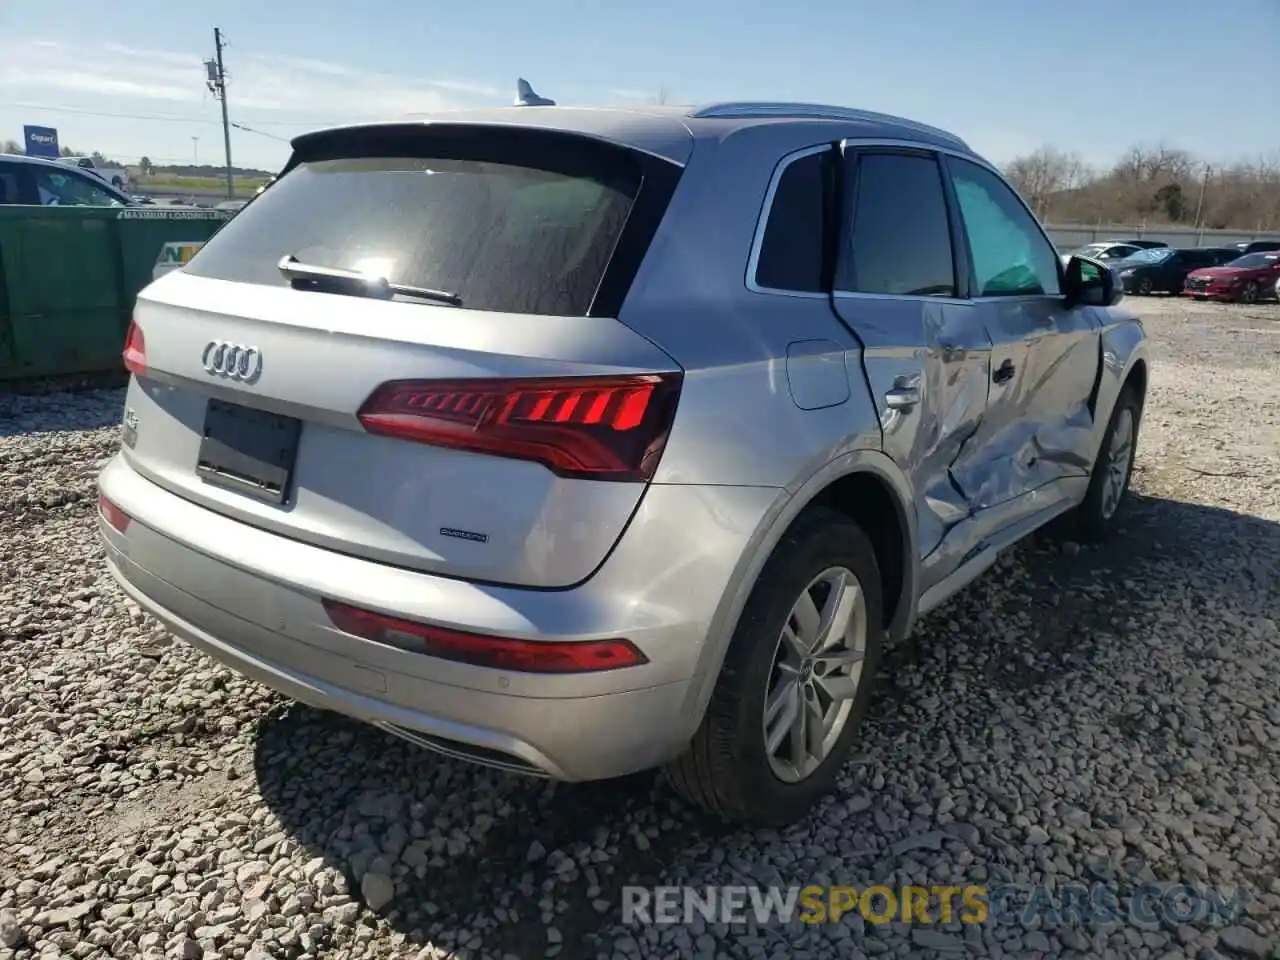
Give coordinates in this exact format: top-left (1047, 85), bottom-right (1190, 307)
top-left (277, 255), bottom-right (462, 306)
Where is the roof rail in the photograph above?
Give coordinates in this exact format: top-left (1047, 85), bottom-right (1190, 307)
top-left (688, 102), bottom-right (968, 149)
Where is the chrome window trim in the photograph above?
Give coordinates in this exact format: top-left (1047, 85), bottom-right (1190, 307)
top-left (744, 143), bottom-right (833, 299)
top-left (831, 291), bottom-right (973, 306)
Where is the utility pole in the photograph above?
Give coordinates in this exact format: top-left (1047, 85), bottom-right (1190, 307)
top-left (204, 28), bottom-right (234, 199)
top-left (1193, 163), bottom-right (1211, 229)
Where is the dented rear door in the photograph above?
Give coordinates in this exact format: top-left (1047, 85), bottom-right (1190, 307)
top-left (831, 146), bottom-right (993, 568)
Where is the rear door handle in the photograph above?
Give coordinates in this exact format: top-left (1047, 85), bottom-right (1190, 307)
top-left (992, 359), bottom-right (1016, 384)
top-left (884, 386), bottom-right (920, 410)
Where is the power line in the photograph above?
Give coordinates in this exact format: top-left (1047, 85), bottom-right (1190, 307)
top-left (6, 100), bottom-right (347, 128)
top-left (229, 121), bottom-right (291, 142)
top-left (9, 102), bottom-right (215, 125)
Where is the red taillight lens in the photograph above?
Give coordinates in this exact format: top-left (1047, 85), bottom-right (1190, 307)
top-left (322, 600), bottom-right (648, 674)
top-left (122, 320), bottom-right (146, 376)
top-left (99, 494), bottom-right (131, 533)
top-left (356, 373), bottom-right (682, 481)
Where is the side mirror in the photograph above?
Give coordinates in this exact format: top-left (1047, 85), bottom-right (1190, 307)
top-left (1064, 255), bottom-right (1122, 308)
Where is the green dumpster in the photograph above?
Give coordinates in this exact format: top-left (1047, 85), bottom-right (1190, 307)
top-left (0, 205), bottom-right (230, 382)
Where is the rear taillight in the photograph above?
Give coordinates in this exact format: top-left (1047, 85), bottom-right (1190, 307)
top-left (122, 320), bottom-right (146, 376)
top-left (99, 494), bottom-right (131, 534)
top-left (356, 373), bottom-right (682, 481)
top-left (322, 600), bottom-right (648, 674)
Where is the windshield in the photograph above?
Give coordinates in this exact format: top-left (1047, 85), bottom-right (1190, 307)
top-left (1227, 253), bottom-right (1278, 269)
top-left (1130, 248), bottom-right (1174, 264)
top-left (1066, 244), bottom-right (1106, 257)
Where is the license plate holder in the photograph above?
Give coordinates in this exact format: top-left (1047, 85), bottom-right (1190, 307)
top-left (196, 398), bottom-right (301, 505)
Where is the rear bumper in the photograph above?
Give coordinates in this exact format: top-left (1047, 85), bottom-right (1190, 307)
top-left (98, 454), bottom-right (780, 781)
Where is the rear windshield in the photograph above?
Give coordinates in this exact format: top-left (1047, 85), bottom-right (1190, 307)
top-left (185, 148), bottom-right (641, 317)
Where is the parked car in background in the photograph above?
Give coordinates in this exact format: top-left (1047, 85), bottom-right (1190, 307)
top-left (0, 154), bottom-right (132, 206)
top-left (98, 101), bottom-right (1147, 825)
top-left (1183, 251), bottom-right (1280, 303)
top-left (1229, 239), bottom-right (1280, 256)
top-left (1106, 238), bottom-right (1167, 250)
top-left (1113, 246), bottom-right (1238, 295)
top-left (59, 155), bottom-right (131, 191)
top-left (1061, 241), bottom-right (1143, 264)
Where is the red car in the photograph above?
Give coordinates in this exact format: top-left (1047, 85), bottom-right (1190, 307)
top-left (1183, 251), bottom-right (1280, 303)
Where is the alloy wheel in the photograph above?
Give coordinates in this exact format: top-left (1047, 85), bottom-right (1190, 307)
top-left (763, 566), bottom-right (867, 783)
top-left (1100, 407), bottom-right (1135, 520)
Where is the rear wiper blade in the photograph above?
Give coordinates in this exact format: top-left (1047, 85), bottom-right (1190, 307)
top-left (276, 255), bottom-right (462, 306)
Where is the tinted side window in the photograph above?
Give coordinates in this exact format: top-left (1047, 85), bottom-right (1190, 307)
top-left (34, 169), bottom-right (124, 207)
top-left (754, 150), bottom-right (827, 293)
top-left (841, 152), bottom-right (955, 297)
top-left (947, 157), bottom-right (1061, 297)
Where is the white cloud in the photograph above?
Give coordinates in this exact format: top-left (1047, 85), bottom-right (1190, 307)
top-left (0, 36), bottom-right (510, 169)
top-left (17, 69), bottom-right (201, 103)
top-left (0, 37), bottom-right (499, 123)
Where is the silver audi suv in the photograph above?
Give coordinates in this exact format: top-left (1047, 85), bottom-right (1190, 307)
top-left (98, 102), bottom-right (1147, 825)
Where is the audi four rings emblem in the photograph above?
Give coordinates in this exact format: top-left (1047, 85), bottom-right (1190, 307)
top-left (201, 340), bottom-right (262, 381)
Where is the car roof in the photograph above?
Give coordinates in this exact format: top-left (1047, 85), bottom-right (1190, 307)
top-left (0, 152), bottom-right (84, 170)
top-left (0, 153), bottom-right (132, 201)
top-left (297, 102), bottom-right (973, 166)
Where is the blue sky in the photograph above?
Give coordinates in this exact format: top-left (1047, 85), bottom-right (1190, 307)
top-left (1, 0), bottom-right (1276, 173)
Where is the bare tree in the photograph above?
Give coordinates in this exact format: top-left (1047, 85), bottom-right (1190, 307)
top-left (1004, 146), bottom-right (1092, 220)
top-left (1003, 142), bottom-right (1280, 229)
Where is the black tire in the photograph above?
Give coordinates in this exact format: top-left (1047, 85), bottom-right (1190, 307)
top-left (1066, 385), bottom-right (1142, 542)
top-left (1137, 277), bottom-right (1153, 295)
top-left (1238, 281), bottom-right (1259, 304)
top-left (665, 507), bottom-right (885, 825)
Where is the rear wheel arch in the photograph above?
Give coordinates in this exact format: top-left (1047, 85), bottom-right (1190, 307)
top-left (679, 452), bottom-right (918, 736)
top-left (807, 472), bottom-right (910, 634)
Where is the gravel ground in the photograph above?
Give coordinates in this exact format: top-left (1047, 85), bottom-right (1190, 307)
top-left (2, 295), bottom-right (1279, 960)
